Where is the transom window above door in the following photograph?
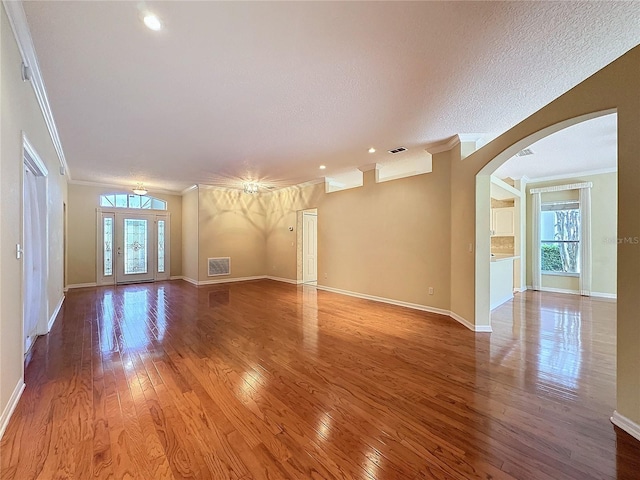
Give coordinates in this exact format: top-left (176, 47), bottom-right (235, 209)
top-left (100, 193), bottom-right (167, 210)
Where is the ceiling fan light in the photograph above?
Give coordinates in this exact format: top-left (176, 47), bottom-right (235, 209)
top-left (243, 183), bottom-right (259, 194)
top-left (133, 183), bottom-right (148, 195)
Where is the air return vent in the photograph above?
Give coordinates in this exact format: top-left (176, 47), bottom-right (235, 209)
top-left (208, 257), bottom-right (230, 276)
top-left (388, 146), bottom-right (407, 154)
top-left (515, 148), bottom-right (534, 157)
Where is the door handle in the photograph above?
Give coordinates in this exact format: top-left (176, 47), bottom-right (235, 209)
top-left (117, 247), bottom-right (122, 256)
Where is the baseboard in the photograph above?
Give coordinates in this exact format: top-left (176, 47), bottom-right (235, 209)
top-left (611, 411), bottom-right (640, 442)
top-left (266, 276), bottom-right (302, 285)
top-left (592, 291), bottom-right (617, 299)
top-left (315, 285), bottom-right (492, 333)
top-left (179, 275), bottom-right (268, 286)
top-left (449, 311), bottom-right (493, 333)
top-left (490, 292), bottom-right (514, 311)
top-left (0, 379), bottom-right (25, 440)
top-left (526, 286), bottom-right (616, 299)
top-left (169, 275), bottom-right (183, 281)
top-left (199, 275), bottom-right (266, 286)
top-left (514, 287), bottom-right (528, 293)
top-left (48, 295), bottom-right (64, 332)
top-left (65, 282), bottom-right (97, 290)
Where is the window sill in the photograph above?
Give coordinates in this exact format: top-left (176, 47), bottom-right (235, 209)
top-left (542, 271), bottom-right (579, 278)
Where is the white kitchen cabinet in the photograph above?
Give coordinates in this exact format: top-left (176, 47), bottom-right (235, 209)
top-left (491, 207), bottom-right (514, 236)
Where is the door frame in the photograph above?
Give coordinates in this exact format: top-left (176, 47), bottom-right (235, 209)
top-left (96, 207), bottom-right (171, 285)
top-left (22, 133), bottom-right (49, 355)
top-left (302, 208), bottom-right (318, 284)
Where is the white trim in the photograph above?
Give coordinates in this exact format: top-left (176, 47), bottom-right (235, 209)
top-left (527, 286), bottom-right (579, 295)
top-left (530, 182), bottom-right (593, 194)
top-left (514, 286), bottom-right (528, 293)
top-left (315, 285), bottom-right (492, 333)
top-left (48, 296), bottom-right (64, 332)
top-left (491, 175), bottom-right (521, 198)
top-left (22, 133), bottom-right (48, 177)
top-left (180, 184), bottom-right (198, 195)
top-left (592, 291), bottom-right (617, 299)
top-left (425, 133), bottom-right (494, 155)
top-left (169, 275), bottom-right (184, 281)
top-left (425, 135), bottom-right (460, 155)
top-left (266, 276), bottom-right (302, 285)
top-left (65, 282), bottom-right (98, 290)
top-left (611, 411), bottom-right (640, 443)
top-left (542, 271), bottom-right (580, 278)
top-left (524, 167), bottom-right (617, 184)
top-left (292, 178), bottom-right (325, 188)
top-left (198, 275), bottom-right (265, 286)
top-left (449, 310), bottom-right (493, 333)
top-left (525, 285), bottom-right (616, 299)
top-left (0, 379), bottom-right (26, 440)
top-left (177, 275), bottom-right (267, 286)
top-left (3, 1), bottom-right (69, 177)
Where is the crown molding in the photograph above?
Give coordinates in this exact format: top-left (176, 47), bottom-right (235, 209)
top-left (291, 178), bottom-right (325, 188)
top-left (68, 179), bottom-right (181, 196)
top-left (425, 133), bottom-right (496, 155)
top-left (3, 0), bottom-right (70, 178)
top-left (425, 135), bottom-right (460, 154)
top-left (523, 167), bottom-right (617, 184)
top-left (180, 184), bottom-right (198, 195)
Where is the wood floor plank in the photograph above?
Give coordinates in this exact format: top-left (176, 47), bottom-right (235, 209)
top-left (2, 280), bottom-right (639, 479)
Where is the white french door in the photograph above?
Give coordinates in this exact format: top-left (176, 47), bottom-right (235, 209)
top-left (98, 210), bottom-right (170, 285)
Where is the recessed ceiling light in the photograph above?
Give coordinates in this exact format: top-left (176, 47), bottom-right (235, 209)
top-left (319, 165), bottom-right (326, 170)
top-left (143, 13), bottom-right (163, 31)
top-left (368, 147), bottom-right (376, 153)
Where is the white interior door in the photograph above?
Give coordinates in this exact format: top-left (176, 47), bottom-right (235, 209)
top-left (115, 213), bottom-right (155, 283)
top-left (23, 157), bottom-right (48, 355)
top-left (303, 212), bottom-right (318, 283)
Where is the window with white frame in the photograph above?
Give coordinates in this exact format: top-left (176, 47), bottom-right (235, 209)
top-left (100, 193), bottom-right (167, 210)
top-left (540, 201), bottom-right (580, 274)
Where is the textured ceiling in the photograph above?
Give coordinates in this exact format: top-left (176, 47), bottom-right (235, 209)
top-left (23, 1), bottom-right (640, 193)
top-left (494, 113), bottom-right (617, 181)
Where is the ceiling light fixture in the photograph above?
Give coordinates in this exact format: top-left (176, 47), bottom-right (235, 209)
top-left (133, 183), bottom-right (148, 195)
top-left (368, 147), bottom-right (376, 153)
top-left (243, 183), bottom-right (259, 194)
top-left (319, 165), bottom-right (326, 170)
top-left (143, 13), bottom-right (163, 31)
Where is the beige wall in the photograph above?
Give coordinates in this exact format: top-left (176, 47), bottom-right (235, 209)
top-left (460, 46), bottom-right (639, 424)
top-left (1, 6), bottom-right (67, 419)
top-left (181, 188), bottom-right (199, 282)
top-left (524, 172), bottom-right (616, 295)
top-left (264, 152), bottom-right (452, 310)
top-left (67, 184), bottom-right (182, 285)
top-left (197, 187), bottom-right (267, 281)
top-left (265, 182), bottom-right (325, 280)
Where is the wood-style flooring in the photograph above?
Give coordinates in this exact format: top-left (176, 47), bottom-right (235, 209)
top-left (1, 280), bottom-right (639, 479)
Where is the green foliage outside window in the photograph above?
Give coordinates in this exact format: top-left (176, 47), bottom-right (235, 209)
top-left (541, 243), bottom-right (563, 271)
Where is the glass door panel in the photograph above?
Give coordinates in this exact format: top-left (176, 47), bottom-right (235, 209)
top-left (157, 219), bottom-right (165, 273)
top-left (115, 213), bottom-right (155, 283)
top-left (103, 216), bottom-right (114, 277)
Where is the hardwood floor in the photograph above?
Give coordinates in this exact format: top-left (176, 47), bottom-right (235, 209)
top-left (1, 280), bottom-right (639, 479)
